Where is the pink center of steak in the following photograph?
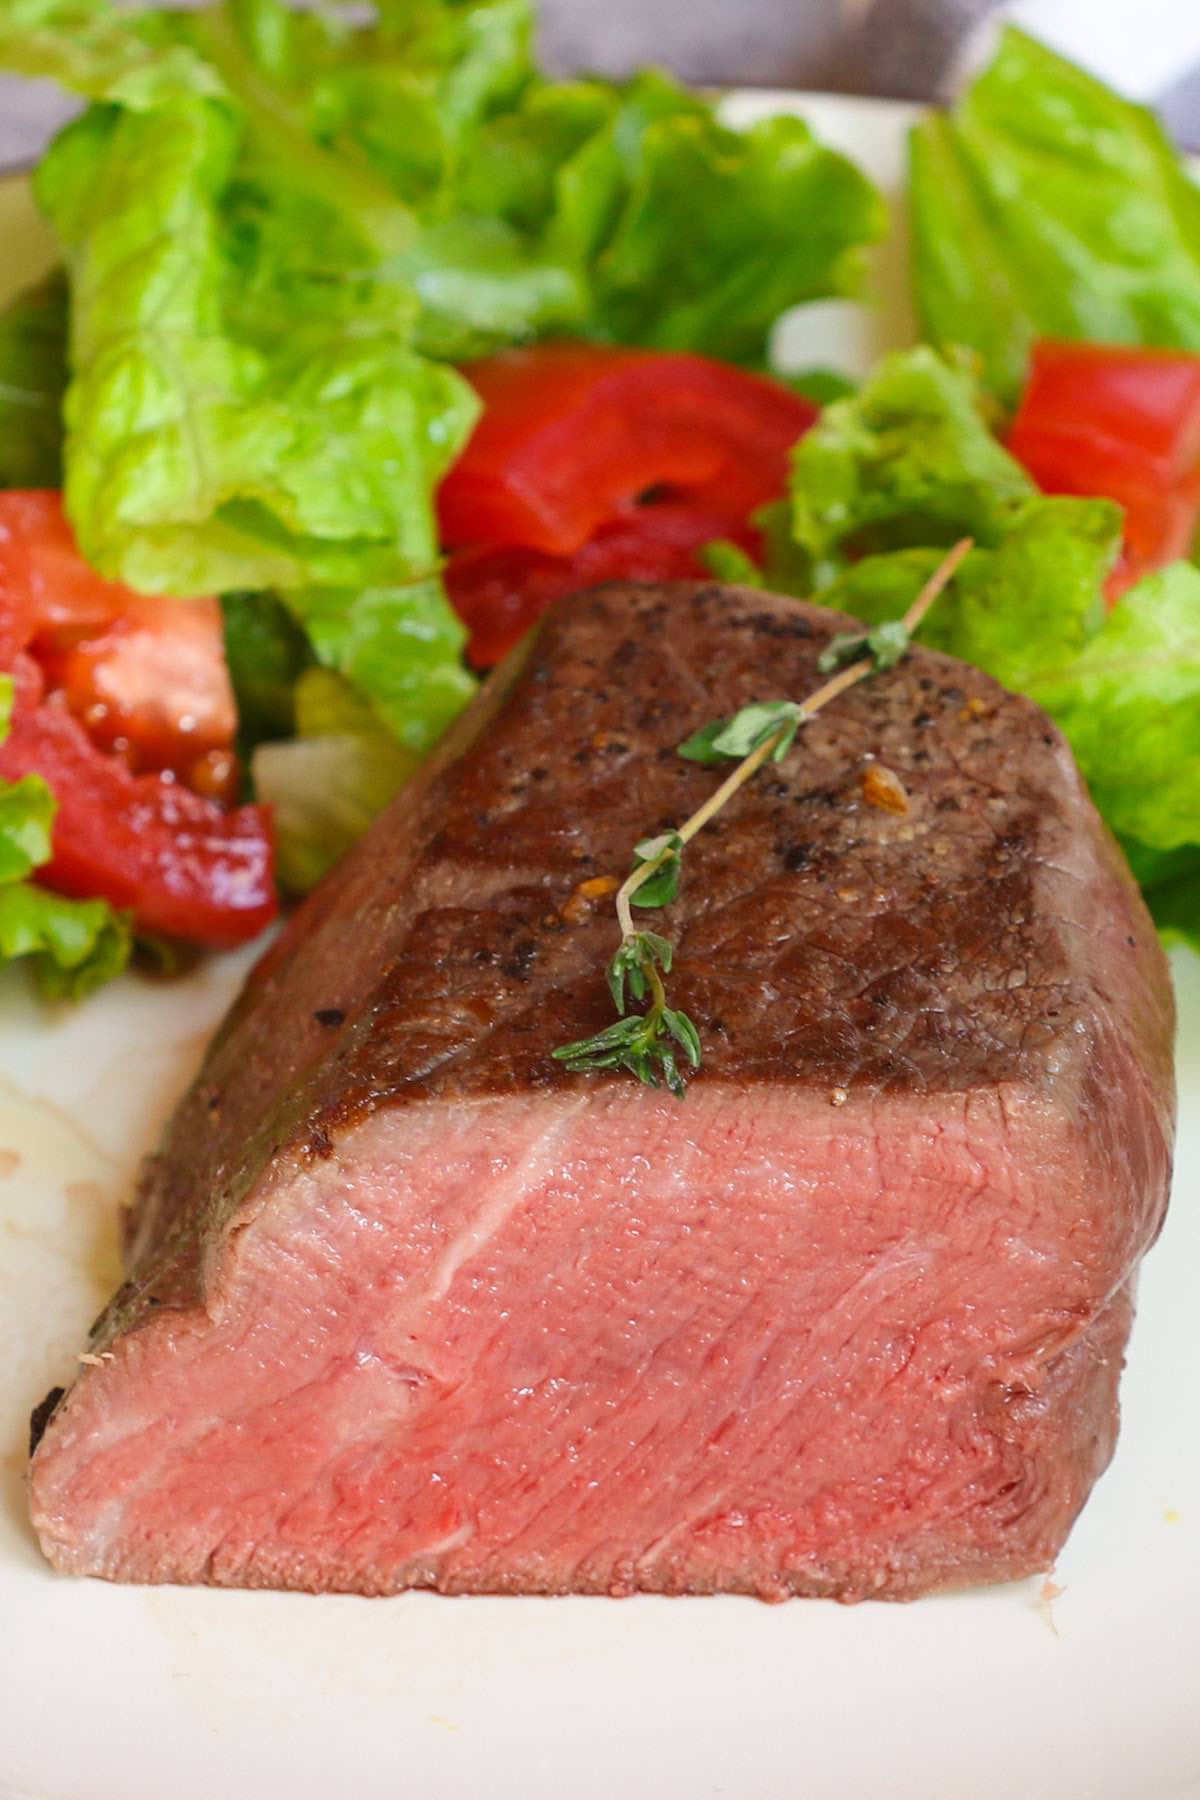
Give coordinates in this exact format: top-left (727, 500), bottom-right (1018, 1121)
top-left (34, 1082), bottom-right (1145, 1597)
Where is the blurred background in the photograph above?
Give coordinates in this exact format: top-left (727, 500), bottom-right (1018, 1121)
top-left (3, 0), bottom-right (1200, 165)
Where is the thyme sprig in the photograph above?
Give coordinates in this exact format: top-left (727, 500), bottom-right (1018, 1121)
top-left (553, 538), bottom-right (972, 1096)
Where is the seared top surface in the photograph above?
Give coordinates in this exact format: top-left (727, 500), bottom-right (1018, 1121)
top-left (107, 581), bottom-right (1172, 1331)
top-left (292, 580), bottom-right (1164, 1100)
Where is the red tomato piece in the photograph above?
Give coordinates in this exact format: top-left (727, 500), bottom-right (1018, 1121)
top-left (34, 596), bottom-right (237, 794)
top-left (1010, 341), bottom-right (1200, 486)
top-left (0, 490), bottom-right (117, 662)
top-left (1008, 342), bottom-right (1200, 594)
top-left (446, 500), bottom-right (760, 668)
top-left (0, 491), bottom-right (236, 789)
top-left (438, 345), bottom-right (815, 557)
top-left (0, 655), bottom-right (275, 946)
top-left (0, 491), bottom-right (275, 945)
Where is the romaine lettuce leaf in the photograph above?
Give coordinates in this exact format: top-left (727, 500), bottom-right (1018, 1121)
top-left (2, 0), bottom-right (886, 921)
top-left (0, 0), bottom-right (221, 104)
top-left (285, 578), bottom-right (476, 754)
top-left (0, 273), bottom-right (68, 487)
top-left (589, 108), bottom-right (886, 364)
top-left (227, 579), bottom-right (472, 889)
top-left (0, 881), bottom-right (132, 998)
top-left (0, 767), bottom-right (55, 883)
top-left (0, 675), bottom-right (132, 995)
top-left (220, 590), bottom-right (312, 759)
top-left (37, 96), bottom-right (480, 597)
top-left (1026, 563), bottom-right (1200, 853)
top-left (910, 27), bottom-right (1200, 403)
top-left (423, 64), bottom-right (885, 363)
top-left (815, 497), bottom-right (1120, 695)
top-left (791, 347), bottom-right (1122, 686)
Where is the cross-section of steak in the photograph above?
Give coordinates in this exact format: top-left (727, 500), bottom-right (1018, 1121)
top-left (29, 582), bottom-right (1175, 1600)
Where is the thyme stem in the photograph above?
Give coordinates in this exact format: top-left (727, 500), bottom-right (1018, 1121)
top-left (613, 537), bottom-right (972, 939)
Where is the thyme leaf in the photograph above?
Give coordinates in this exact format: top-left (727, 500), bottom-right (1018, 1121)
top-left (818, 617), bottom-right (911, 674)
top-left (678, 700), bottom-right (806, 765)
top-left (629, 832), bottom-right (684, 907)
top-left (607, 929), bottom-right (673, 1013)
top-left (555, 928), bottom-right (699, 1092)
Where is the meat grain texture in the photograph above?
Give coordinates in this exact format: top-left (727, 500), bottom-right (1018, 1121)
top-left (29, 583), bottom-right (1176, 1600)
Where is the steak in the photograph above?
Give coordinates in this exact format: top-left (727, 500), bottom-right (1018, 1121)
top-left (28, 582), bottom-right (1176, 1600)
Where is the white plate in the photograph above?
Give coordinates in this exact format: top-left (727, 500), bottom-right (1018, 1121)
top-left (1, 93), bottom-right (1198, 1800)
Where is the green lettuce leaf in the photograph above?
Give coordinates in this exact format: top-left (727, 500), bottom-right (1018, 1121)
top-left (791, 346), bottom-right (1036, 564)
top-left (910, 27), bottom-right (1200, 403)
top-left (792, 347), bottom-right (1122, 687)
top-left (0, 882), bottom-right (132, 998)
top-left (816, 496), bottom-right (1120, 694)
top-left (0, 273), bottom-right (68, 487)
top-left (0, 769), bottom-right (55, 883)
top-left (37, 96), bottom-right (479, 596)
top-left (3, 0), bottom-right (885, 923)
top-left (220, 589), bottom-right (312, 760)
top-left (0, 675), bottom-right (132, 995)
top-left (229, 579), bottom-right (473, 888)
top-left (588, 107), bottom-right (885, 364)
top-left (0, 0), bottom-right (222, 104)
top-left (5, 0), bottom-right (883, 611)
top-left (1026, 564), bottom-right (1200, 853)
top-left (284, 578), bottom-right (476, 754)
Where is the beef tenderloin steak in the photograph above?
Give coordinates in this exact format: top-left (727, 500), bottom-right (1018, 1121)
top-left (29, 582), bottom-right (1176, 1599)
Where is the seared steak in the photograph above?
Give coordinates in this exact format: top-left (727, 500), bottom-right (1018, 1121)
top-left (29, 582), bottom-right (1175, 1599)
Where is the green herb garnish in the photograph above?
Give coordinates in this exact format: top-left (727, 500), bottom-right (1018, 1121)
top-left (554, 537), bottom-right (972, 1096)
top-left (818, 618), bottom-right (911, 675)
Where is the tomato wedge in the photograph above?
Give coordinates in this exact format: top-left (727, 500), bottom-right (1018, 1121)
top-left (1008, 342), bottom-right (1200, 596)
top-left (0, 489), bottom-right (118, 662)
top-left (0, 655), bottom-right (275, 946)
top-left (35, 596), bottom-right (238, 798)
top-left (1009, 342), bottom-right (1200, 483)
top-left (0, 491), bottom-right (275, 946)
top-left (438, 345), bottom-right (816, 557)
top-left (0, 491), bottom-right (236, 790)
top-left (446, 500), bottom-right (760, 668)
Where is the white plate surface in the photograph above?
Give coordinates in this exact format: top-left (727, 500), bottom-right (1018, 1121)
top-left (0, 93), bottom-right (1198, 1800)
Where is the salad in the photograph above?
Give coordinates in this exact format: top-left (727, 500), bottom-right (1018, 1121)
top-left (0, 4), bottom-right (1195, 998)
